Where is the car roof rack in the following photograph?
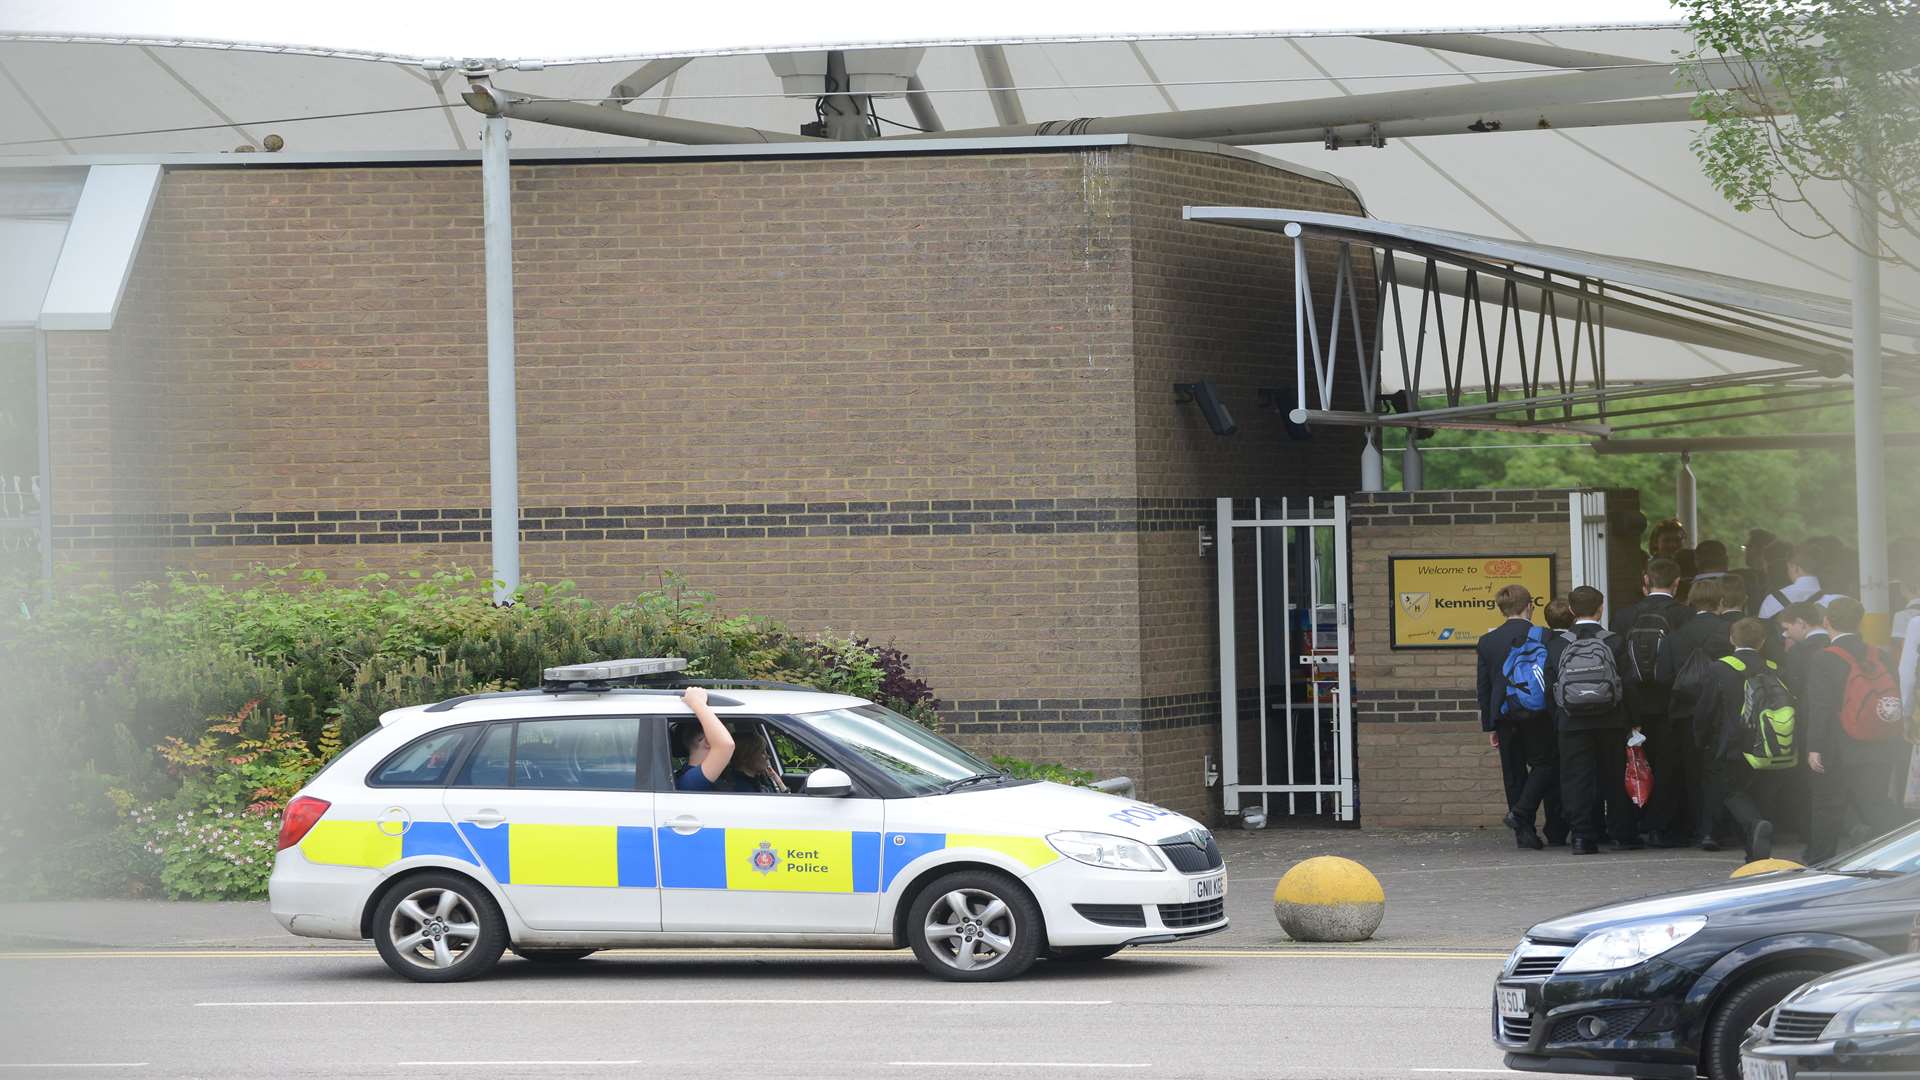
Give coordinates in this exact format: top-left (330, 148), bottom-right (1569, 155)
top-left (422, 686), bottom-right (745, 713)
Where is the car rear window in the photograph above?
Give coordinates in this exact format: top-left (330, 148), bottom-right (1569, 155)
top-left (369, 727), bottom-right (478, 787)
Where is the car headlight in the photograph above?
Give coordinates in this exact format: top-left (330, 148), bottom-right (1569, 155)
top-left (1827, 994), bottom-right (1920, 1038)
top-left (1047, 831), bottom-right (1166, 872)
top-left (1558, 917), bottom-right (1707, 974)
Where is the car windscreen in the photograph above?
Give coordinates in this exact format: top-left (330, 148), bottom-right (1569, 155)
top-left (1826, 818), bottom-right (1920, 874)
top-left (796, 704), bottom-right (1000, 797)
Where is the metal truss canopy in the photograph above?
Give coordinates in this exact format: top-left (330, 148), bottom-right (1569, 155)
top-left (1182, 207), bottom-right (1920, 438)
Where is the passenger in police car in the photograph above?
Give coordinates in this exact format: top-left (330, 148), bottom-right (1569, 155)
top-left (672, 687), bottom-right (787, 793)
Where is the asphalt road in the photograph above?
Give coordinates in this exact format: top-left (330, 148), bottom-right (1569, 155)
top-left (0, 829), bottom-right (1756, 1078)
top-left (1, 946), bottom-right (1512, 1079)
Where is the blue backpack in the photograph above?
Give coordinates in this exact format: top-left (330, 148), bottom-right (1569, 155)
top-left (1501, 626), bottom-right (1550, 718)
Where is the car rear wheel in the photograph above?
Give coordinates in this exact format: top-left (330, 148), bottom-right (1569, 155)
top-left (511, 947), bottom-right (598, 964)
top-left (1048, 945), bottom-right (1125, 962)
top-left (371, 873), bottom-right (507, 983)
top-left (907, 870), bottom-right (1042, 982)
top-left (1703, 968), bottom-right (1821, 1080)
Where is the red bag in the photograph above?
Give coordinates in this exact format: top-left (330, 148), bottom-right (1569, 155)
top-left (1825, 645), bottom-right (1903, 742)
top-left (1625, 745), bottom-right (1653, 808)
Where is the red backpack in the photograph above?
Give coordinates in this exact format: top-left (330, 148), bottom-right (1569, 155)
top-left (1825, 644), bottom-right (1904, 742)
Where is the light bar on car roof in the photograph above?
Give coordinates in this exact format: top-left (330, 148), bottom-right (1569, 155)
top-left (541, 657), bottom-right (688, 687)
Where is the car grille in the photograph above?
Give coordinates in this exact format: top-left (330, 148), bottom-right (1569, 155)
top-left (1158, 898), bottom-right (1225, 928)
top-left (1770, 1009), bottom-right (1834, 1043)
top-left (1510, 955), bottom-right (1564, 979)
top-left (1498, 1015), bottom-right (1533, 1044)
top-left (1073, 903), bottom-right (1145, 928)
top-left (1158, 834), bottom-right (1224, 873)
top-left (1549, 1008), bottom-right (1649, 1045)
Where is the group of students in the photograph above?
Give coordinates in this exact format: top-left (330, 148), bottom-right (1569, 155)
top-left (1476, 550), bottom-right (1914, 860)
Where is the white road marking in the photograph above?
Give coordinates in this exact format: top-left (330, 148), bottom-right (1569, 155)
top-left (1409, 1069), bottom-right (1526, 1074)
top-left (196, 998), bottom-right (1112, 1008)
top-left (399, 1062), bottom-right (645, 1068)
top-left (889, 1064), bottom-right (1150, 1071)
top-left (0, 1066), bottom-right (149, 1071)
top-left (401, 1053), bottom-right (648, 1060)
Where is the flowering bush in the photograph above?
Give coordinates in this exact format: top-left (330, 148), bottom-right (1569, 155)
top-left (128, 805), bottom-right (279, 900)
top-left (113, 701), bottom-right (334, 900)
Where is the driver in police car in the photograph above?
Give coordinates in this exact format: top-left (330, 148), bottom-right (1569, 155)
top-left (674, 686), bottom-right (787, 793)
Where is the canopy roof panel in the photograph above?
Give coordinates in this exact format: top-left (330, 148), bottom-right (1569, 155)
top-left (1, 22), bottom-right (1914, 391)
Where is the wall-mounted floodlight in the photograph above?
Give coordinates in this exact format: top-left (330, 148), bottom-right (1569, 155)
top-left (1256, 388), bottom-right (1312, 441)
top-left (1174, 382), bottom-right (1236, 436)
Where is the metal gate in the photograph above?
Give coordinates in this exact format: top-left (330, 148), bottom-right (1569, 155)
top-left (1215, 496), bottom-right (1355, 821)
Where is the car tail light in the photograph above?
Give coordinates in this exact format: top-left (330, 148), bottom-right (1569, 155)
top-left (277, 796), bottom-right (331, 850)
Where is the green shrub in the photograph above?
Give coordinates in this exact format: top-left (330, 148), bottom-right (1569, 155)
top-left (0, 565), bottom-right (943, 899)
top-left (989, 755), bottom-right (1098, 787)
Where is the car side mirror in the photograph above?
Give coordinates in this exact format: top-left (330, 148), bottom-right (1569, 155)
top-left (804, 768), bottom-right (852, 797)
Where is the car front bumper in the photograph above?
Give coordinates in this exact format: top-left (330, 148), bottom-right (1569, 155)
top-left (1739, 1030), bottom-right (1920, 1080)
top-left (1023, 856), bottom-right (1230, 947)
top-left (1495, 957), bottom-right (1703, 1080)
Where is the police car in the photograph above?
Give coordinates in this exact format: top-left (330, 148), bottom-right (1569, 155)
top-left (268, 658), bottom-right (1228, 982)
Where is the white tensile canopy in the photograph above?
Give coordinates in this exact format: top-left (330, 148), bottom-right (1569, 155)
top-left (0, 16), bottom-right (1909, 612)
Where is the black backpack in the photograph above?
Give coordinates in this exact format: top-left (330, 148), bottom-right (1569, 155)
top-left (1671, 621), bottom-right (1733, 712)
top-left (1554, 629), bottom-right (1624, 717)
top-left (1624, 607), bottom-right (1672, 686)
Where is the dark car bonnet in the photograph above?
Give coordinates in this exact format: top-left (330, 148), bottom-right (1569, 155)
top-left (1528, 871), bottom-right (1866, 943)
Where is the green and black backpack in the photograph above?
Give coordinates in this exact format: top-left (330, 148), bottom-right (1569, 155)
top-left (1721, 655), bottom-right (1797, 770)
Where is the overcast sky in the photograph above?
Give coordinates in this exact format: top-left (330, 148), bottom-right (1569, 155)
top-left (6, 0), bottom-right (1683, 59)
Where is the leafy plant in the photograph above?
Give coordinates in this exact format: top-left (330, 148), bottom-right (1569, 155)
top-left (1680, 0), bottom-right (1919, 266)
top-left (989, 755), bottom-right (1098, 787)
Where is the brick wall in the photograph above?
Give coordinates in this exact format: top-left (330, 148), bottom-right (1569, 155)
top-left (45, 140), bottom-right (1364, 819)
top-left (1348, 488), bottom-right (1640, 828)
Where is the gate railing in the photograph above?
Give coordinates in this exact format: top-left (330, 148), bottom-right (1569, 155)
top-left (1216, 495), bottom-right (1355, 821)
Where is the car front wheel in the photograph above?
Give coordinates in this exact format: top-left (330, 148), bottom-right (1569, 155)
top-left (907, 870), bottom-right (1043, 982)
top-left (371, 873), bottom-right (508, 983)
top-left (1703, 969), bottom-right (1821, 1080)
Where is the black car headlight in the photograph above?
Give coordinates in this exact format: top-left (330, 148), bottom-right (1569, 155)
top-left (1559, 917), bottom-right (1707, 974)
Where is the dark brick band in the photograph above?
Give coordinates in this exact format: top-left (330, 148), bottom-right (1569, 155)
top-left (52, 497), bottom-right (1216, 550)
top-left (941, 691), bottom-right (1220, 736)
top-left (1349, 488), bottom-right (1578, 529)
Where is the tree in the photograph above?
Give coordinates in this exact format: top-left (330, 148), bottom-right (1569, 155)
top-left (1680, 0), bottom-right (1920, 269)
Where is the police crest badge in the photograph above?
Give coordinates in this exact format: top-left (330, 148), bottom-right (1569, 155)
top-left (750, 841), bottom-right (780, 875)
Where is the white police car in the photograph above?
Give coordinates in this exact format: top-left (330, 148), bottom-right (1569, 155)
top-left (268, 658), bottom-right (1228, 982)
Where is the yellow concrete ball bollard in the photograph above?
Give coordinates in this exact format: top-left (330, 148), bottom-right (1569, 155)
top-left (1731, 858), bottom-right (1804, 879)
top-left (1272, 856), bottom-right (1385, 942)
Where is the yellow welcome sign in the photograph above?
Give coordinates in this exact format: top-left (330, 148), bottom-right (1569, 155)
top-left (1388, 554), bottom-right (1556, 650)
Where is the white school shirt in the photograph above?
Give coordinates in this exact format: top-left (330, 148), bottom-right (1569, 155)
top-left (1756, 576), bottom-right (1835, 620)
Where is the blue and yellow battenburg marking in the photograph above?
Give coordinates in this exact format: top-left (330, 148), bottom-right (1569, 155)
top-left (302, 821), bottom-right (1056, 892)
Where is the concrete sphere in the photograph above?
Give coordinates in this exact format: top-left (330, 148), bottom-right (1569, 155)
top-left (1272, 856), bottom-right (1385, 942)
top-left (1731, 858), bottom-right (1804, 879)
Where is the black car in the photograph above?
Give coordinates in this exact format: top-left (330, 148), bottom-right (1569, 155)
top-left (1738, 953), bottom-right (1920, 1079)
top-left (1493, 821), bottom-right (1920, 1080)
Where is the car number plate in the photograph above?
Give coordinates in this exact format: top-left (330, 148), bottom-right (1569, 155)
top-left (1496, 987), bottom-right (1529, 1019)
top-left (1740, 1057), bottom-right (1789, 1080)
top-left (1191, 873), bottom-right (1226, 901)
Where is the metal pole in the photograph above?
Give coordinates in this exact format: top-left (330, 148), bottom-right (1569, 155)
top-left (481, 112), bottom-right (520, 604)
top-left (1360, 430), bottom-right (1384, 491)
top-left (1402, 444), bottom-right (1424, 491)
top-left (1675, 451), bottom-right (1698, 542)
top-left (1851, 179), bottom-right (1889, 640)
top-left (34, 330), bottom-right (52, 601)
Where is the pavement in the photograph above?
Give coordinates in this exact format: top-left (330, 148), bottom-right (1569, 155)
top-left (0, 827), bottom-right (1773, 1078)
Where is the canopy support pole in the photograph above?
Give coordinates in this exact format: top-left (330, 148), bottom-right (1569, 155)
top-left (481, 111), bottom-right (520, 604)
top-left (1675, 451), bottom-right (1698, 542)
top-left (1851, 179), bottom-right (1889, 640)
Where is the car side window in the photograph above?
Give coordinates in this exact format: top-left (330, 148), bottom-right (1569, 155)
top-left (453, 723), bottom-right (512, 787)
top-left (513, 716), bottom-right (641, 791)
top-left (369, 727), bottom-right (477, 787)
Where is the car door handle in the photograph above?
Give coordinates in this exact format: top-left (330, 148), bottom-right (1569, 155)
top-left (665, 815), bottom-right (703, 835)
top-left (464, 809), bottom-right (506, 826)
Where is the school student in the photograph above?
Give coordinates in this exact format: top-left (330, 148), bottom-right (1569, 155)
top-left (1549, 586), bottom-right (1638, 855)
top-left (1612, 558), bottom-right (1690, 847)
top-left (1476, 585), bottom-right (1560, 849)
top-left (1692, 618), bottom-right (1785, 861)
top-left (1803, 598), bottom-right (1906, 863)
